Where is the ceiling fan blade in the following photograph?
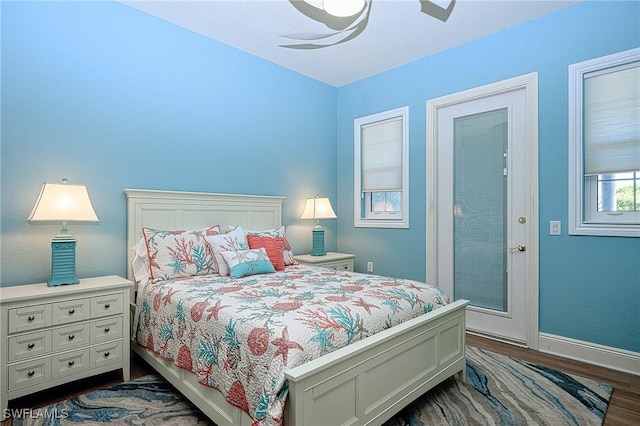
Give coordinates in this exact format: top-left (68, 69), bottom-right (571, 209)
top-left (419, 0), bottom-right (456, 22)
top-left (280, 32), bottom-right (342, 41)
top-left (280, 12), bottom-right (370, 49)
top-left (287, 0), bottom-right (367, 31)
top-left (281, 0), bottom-right (371, 49)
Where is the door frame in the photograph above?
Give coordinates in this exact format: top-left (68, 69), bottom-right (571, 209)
top-left (426, 73), bottom-right (539, 349)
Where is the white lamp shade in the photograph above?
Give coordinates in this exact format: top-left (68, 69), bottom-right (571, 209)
top-left (323, 0), bottom-right (365, 17)
top-left (301, 197), bottom-right (337, 220)
top-left (28, 182), bottom-right (99, 222)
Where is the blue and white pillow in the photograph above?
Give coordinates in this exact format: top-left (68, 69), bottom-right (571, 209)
top-left (220, 248), bottom-right (275, 278)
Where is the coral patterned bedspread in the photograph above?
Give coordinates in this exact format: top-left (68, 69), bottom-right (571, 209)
top-left (134, 265), bottom-right (449, 426)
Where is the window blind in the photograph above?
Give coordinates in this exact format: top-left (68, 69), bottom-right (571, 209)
top-left (584, 62), bottom-right (640, 175)
top-left (361, 117), bottom-right (402, 191)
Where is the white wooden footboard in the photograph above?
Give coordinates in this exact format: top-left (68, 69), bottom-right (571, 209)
top-left (132, 299), bottom-right (467, 426)
top-left (284, 299), bottom-right (468, 426)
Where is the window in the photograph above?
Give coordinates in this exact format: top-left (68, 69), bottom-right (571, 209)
top-left (569, 48), bottom-right (640, 237)
top-left (354, 106), bottom-right (409, 228)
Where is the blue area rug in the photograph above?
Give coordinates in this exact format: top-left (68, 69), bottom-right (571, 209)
top-left (13, 346), bottom-right (612, 425)
top-left (12, 377), bottom-right (208, 425)
top-left (385, 346), bottom-right (612, 426)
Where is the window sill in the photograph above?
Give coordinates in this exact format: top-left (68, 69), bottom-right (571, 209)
top-left (355, 218), bottom-right (409, 229)
top-left (569, 222), bottom-right (640, 237)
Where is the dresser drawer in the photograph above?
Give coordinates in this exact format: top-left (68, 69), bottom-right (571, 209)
top-left (53, 323), bottom-right (90, 352)
top-left (322, 260), bottom-right (354, 271)
top-left (91, 316), bottom-right (123, 342)
top-left (91, 293), bottom-right (124, 318)
top-left (90, 341), bottom-right (123, 369)
top-left (52, 349), bottom-right (87, 378)
top-left (332, 261), bottom-right (353, 271)
top-left (293, 253), bottom-right (355, 272)
top-left (53, 298), bottom-right (91, 325)
top-left (8, 304), bottom-right (52, 333)
top-left (8, 358), bottom-right (51, 391)
top-left (8, 330), bottom-right (51, 362)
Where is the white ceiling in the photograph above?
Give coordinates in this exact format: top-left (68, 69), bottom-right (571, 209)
top-left (121, 0), bottom-right (582, 87)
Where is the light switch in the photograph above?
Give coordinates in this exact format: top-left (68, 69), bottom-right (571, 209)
top-left (550, 221), bottom-right (561, 236)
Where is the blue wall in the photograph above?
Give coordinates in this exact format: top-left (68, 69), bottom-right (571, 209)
top-left (2, 1), bottom-right (638, 354)
top-left (336, 1), bottom-right (639, 352)
top-left (1, 1), bottom-right (338, 286)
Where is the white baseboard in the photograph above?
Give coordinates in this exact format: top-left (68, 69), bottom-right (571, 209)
top-left (538, 333), bottom-right (640, 376)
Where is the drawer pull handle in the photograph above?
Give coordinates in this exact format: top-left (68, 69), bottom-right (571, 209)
top-left (104, 303), bottom-right (111, 309)
top-left (68, 334), bottom-right (75, 340)
top-left (28, 315), bottom-right (35, 321)
top-left (104, 351), bottom-right (110, 357)
top-left (68, 308), bottom-right (75, 315)
top-left (27, 370), bottom-right (35, 377)
top-left (27, 342), bottom-right (35, 349)
top-left (68, 360), bottom-right (75, 366)
top-left (104, 327), bottom-right (110, 333)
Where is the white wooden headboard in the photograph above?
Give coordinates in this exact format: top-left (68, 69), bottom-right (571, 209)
top-left (124, 189), bottom-right (285, 282)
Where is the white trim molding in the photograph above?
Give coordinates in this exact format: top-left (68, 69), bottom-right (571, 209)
top-left (568, 47), bottom-right (640, 237)
top-left (539, 332), bottom-right (640, 376)
top-left (354, 106), bottom-right (410, 229)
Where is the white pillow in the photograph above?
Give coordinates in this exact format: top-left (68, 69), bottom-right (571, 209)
top-left (204, 226), bottom-right (249, 276)
top-left (131, 238), bottom-right (150, 284)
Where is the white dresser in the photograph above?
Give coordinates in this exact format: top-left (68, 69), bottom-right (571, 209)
top-left (0, 275), bottom-right (133, 417)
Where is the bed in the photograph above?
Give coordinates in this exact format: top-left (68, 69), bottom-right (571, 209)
top-left (125, 188), bottom-right (468, 426)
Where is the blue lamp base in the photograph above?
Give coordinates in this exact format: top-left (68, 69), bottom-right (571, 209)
top-left (49, 235), bottom-right (80, 287)
top-left (311, 228), bottom-right (326, 256)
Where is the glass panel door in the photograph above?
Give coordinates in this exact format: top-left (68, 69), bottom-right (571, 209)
top-left (453, 108), bottom-right (508, 312)
top-left (431, 81), bottom-right (533, 345)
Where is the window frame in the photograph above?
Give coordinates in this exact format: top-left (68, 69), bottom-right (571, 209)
top-left (568, 48), bottom-right (640, 237)
top-left (354, 106), bottom-right (409, 228)
top-left (364, 190), bottom-right (402, 220)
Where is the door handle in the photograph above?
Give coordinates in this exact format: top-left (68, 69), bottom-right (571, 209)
top-left (509, 244), bottom-right (526, 252)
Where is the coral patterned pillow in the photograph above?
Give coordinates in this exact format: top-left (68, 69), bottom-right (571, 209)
top-left (204, 226), bottom-right (249, 276)
top-left (247, 235), bottom-right (285, 271)
top-left (142, 226), bottom-right (220, 283)
top-left (220, 248), bottom-right (276, 278)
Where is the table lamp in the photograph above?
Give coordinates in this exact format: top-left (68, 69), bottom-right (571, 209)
top-left (300, 195), bottom-right (337, 256)
top-left (27, 179), bottom-right (99, 286)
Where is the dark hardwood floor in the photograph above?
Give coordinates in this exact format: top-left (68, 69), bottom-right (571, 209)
top-left (2, 334), bottom-right (638, 425)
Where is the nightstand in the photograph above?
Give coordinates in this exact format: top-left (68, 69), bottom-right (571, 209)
top-left (0, 275), bottom-right (133, 417)
top-left (294, 252), bottom-right (355, 271)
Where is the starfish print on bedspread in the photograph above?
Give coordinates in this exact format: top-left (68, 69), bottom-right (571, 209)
top-left (207, 299), bottom-right (231, 321)
top-left (162, 288), bottom-right (181, 306)
top-left (353, 297), bottom-right (379, 314)
top-left (271, 326), bottom-right (303, 366)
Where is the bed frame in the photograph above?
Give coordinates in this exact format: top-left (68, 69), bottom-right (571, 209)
top-left (124, 188), bottom-right (468, 426)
